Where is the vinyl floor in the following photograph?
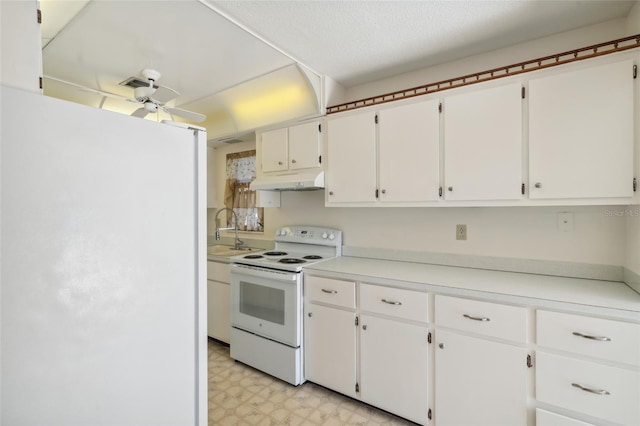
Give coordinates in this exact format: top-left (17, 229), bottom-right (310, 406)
top-left (208, 339), bottom-right (417, 425)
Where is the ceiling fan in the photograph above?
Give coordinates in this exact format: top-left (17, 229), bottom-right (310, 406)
top-left (121, 68), bottom-right (206, 123)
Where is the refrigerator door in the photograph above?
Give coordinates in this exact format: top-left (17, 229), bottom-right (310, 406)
top-left (1, 86), bottom-right (207, 425)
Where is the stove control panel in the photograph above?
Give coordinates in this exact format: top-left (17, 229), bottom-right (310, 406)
top-left (275, 226), bottom-right (342, 247)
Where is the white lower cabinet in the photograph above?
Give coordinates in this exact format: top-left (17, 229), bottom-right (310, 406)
top-left (304, 303), bottom-right (357, 398)
top-left (535, 309), bottom-right (640, 425)
top-left (303, 276), bottom-right (430, 424)
top-left (303, 273), bottom-right (639, 426)
top-left (434, 295), bottom-right (529, 425)
top-left (360, 314), bottom-right (429, 424)
top-left (536, 352), bottom-right (640, 425)
top-left (207, 260), bottom-right (231, 343)
top-left (434, 330), bottom-right (528, 426)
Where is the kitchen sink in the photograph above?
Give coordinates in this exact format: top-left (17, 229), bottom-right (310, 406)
top-left (207, 245), bottom-right (260, 257)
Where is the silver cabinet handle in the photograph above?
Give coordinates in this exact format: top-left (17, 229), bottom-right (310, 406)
top-left (381, 189), bottom-right (386, 194)
top-left (448, 186), bottom-right (453, 192)
top-left (321, 289), bottom-right (337, 294)
top-left (534, 182), bottom-right (542, 188)
top-left (381, 299), bottom-right (402, 305)
top-left (278, 161), bottom-right (283, 165)
top-left (463, 314), bottom-right (490, 322)
top-left (362, 325), bottom-right (367, 330)
top-left (438, 343), bottom-right (445, 349)
top-left (572, 383), bottom-right (610, 395)
top-left (329, 191), bottom-right (334, 195)
top-left (572, 332), bottom-right (612, 342)
top-left (291, 159), bottom-right (297, 164)
top-left (308, 312), bottom-right (312, 317)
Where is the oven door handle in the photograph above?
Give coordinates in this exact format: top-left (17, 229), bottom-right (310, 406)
top-left (230, 263), bottom-right (299, 281)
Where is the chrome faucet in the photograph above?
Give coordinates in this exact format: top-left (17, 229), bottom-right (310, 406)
top-left (214, 208), bottom-right (243, 250)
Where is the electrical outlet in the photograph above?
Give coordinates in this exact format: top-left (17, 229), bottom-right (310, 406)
top-left (456, 224), bottom-right (467, 240)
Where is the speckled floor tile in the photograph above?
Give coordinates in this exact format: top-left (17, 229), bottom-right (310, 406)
top-left (208, 339), bottom-right (417, 425)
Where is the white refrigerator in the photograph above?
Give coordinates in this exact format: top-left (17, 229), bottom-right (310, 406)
top-left (0, 85), bottom-right (207, 425)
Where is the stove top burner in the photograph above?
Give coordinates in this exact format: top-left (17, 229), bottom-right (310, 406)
top-left (303, 255), bottom-right (323, 260)
top-left (244, 254), bottom-right (264, 259)
top-left (264, 251), bottom-right (288, 256)
top-left (278, 258), bottom-right (307, 264)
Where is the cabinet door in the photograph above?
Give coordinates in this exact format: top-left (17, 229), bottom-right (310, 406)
top-left (207, 280), bottom-right (230, 343)
top-left (261, 127), bottom-right (288, 173)
top-left (326, 111), bottom-right (377, 203)
top-left (378, 100), bottom-right (440, 203)
top-left (289, 121), bottom-right (321, 170)
top-left (529, 60), bottom-right (634, 199)
top-left (360, 315), bottom-right (429, 424)
top-left (304, 303), bottom-right (357, 397)
top-left (444, 83), bottom-right (522, 200)
top-left (435, 330), bottom-right (527, 426)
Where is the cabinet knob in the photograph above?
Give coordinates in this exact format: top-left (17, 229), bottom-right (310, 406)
top-left (308, 312), bottom-right (312, 317)
top-left (448, 186), bottom-right (453, 192)
top-left (362, 325), bottom-right (367, 330)
top-left (534, 182), bottom-right (542, 188)
top-left (329, 191), bottom-right (334, 196)
top-left (438, 343), bottom-right (445, 349)
top-left (381, 189), bottom-right (386, 194)
top-left (291, 159), bottom-right (297, 164)
top-left (278, 161), bottom-right (283, 165)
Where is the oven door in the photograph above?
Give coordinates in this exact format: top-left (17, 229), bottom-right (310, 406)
top-left (230, 264), bottom-right (301, 348)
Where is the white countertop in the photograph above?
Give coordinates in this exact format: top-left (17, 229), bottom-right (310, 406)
top-left (305, 256), bottom-right (640, 322)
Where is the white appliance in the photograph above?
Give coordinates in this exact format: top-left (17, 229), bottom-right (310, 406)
top-left (0, 86), bottom-right (207, 425)
top-left (229, 226), bottom-right (342, 385)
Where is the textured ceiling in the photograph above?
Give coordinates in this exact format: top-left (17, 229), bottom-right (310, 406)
top-left (208, 0), bottom-right (637, 86)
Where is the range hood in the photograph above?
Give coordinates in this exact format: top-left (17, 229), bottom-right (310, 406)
top-left (250, 169), bottom-right (324, 191)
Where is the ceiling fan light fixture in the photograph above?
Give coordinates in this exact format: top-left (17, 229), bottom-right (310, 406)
top-left (143, 101), bottom-right (158, 113)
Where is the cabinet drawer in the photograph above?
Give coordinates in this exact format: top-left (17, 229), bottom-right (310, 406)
top-left (305, 276), bottom-right (355, 308)
top-left (536, 351), bottom-right (640, 425)
top-left (537, 310), bottom-right (640, 366)
top-left (435, 295), bottom-right (527, 342)
top-left (207, 261), bottom-right (230, 283)
top-left (536, 409), bottom-right (594, 426)
top-left (360, 284), bottom-right (427, 322)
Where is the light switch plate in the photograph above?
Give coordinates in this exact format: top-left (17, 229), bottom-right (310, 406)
top-left (557, 212), bottom-right (574, 232)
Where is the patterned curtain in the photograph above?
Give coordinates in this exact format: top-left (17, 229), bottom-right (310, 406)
top-left (224, 150), bottom-right (263, 232)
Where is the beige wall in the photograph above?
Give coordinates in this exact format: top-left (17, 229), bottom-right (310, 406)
top-left (268, 192), bottom-right (627, 266)
top-left (627, 2), bottom-right (640, 34)
top-left (346, 18), bottom-right (628, 102)
top-left (627, 213), bottom-right (640, 274)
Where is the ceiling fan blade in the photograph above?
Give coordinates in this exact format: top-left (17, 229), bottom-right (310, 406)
top-left (131, 107), bottom-right (150, 118)
top-left (153, 85), bottom-right (180, 104)
top-left (164, 107), bottom-right (206, 123)
top-left (44, 75), bottom-right (132, 101)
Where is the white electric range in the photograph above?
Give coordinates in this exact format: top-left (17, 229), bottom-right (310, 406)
top-left (228, 226), bottom-right (342, 385)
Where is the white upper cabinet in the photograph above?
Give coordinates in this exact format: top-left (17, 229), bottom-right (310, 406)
top-left (326, 100), bottom-right (440, 206)
top-left (378, 100), bottom-right (440, 203)
top-left (444, 83), bottom-right (523, 201)
top-left (326, 110), bottom-right (378, 203)
top-left (528, 60), bottom-right (634, 199)
top-left (288, 121), bottom-right (322, 170)
top-left (260, 121), bottom-right (321, 174)
top-left (261, 127), bottom-right (289, 173)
